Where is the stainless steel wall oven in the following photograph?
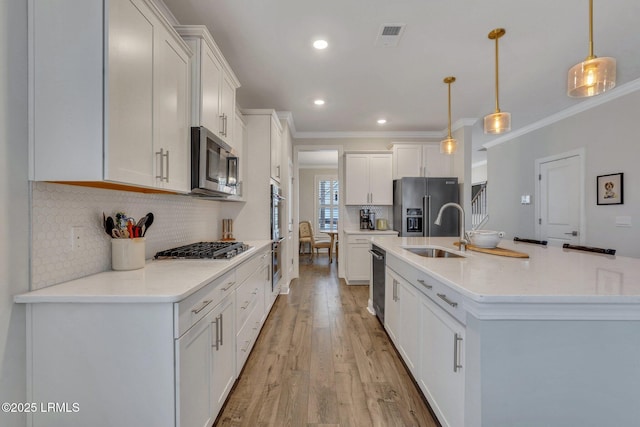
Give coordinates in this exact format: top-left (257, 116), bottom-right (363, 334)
top-left (271, 183), bottom-right (285, 290)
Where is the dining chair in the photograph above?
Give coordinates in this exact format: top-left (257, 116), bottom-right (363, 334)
top-left (299, 221), bottom-right (332, 262)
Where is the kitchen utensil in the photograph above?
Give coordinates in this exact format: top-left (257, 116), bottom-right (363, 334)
top-left (468, 230), bottom-right (504, 248)
top-left (142, 212), bottom-right (154, 236)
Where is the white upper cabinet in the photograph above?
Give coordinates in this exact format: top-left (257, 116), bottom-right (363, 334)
top-left (29, 0), bottom-right (192, 193)
top-left (345, 153), bottom-right (393, 205)
top-left (393, 144), bottom-right (453, 179)
top-left (176, 26), bottom-right (241, 150)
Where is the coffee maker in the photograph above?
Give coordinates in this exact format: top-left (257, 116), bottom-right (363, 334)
top-left (359, 209), bottom-right (376, 230)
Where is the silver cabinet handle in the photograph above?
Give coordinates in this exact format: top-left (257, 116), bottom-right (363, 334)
top-left (218, 313), bottom-right (223, 346)
top-left (565, 231), bottom-right (578, 236)
top-left (219, 114), bottom-right (226, 136)
top-left (453, 333), bottom-right (463, 372)
top-left (368, 250), bottom-right (383, 260)
top-left (417, 278), bottom-right (432, 289)
top-left (241, 340), bottom-right (251, 352)
top-left (211, 316), bottom-right (219, 351)
top-left (192, 299), bottom-right (212, 314)
top-left (276, 165), bottom-right (280, 178)
top-left (241, 301), bottom-right (250, 310)
top-left (393, 279), bottom-right (398, 302)
top-left (165, 150), bottom-right (169, 182)
top-left (251, 288), bottom-right (259, 295)
top-left (221, 281), bottom-right (235, 291)
top-left (437, 293), bottom-right (458, 308)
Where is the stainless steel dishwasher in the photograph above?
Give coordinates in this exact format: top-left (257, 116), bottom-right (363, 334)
top-left (369, 244), bottom-right (386, 323)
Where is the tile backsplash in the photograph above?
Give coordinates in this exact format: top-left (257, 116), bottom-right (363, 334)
top-left (31, 182), bottom-right (222, 290)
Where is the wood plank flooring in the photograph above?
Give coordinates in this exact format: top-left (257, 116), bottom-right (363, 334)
top-left (215, 255), bottom-right (439, 427)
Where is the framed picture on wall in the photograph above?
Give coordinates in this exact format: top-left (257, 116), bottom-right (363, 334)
top-left (597, 173), bottom-right (624, 205)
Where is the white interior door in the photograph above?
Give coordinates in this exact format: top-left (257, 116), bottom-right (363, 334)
top-left (538, 154), bottom-right (583, 245)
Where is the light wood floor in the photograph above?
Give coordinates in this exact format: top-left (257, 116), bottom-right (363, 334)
top-left (215, 255), bottom-right (439, 427)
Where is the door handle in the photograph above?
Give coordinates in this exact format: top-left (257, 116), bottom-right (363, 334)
top-left (565, 231), bottom-right (578, 236)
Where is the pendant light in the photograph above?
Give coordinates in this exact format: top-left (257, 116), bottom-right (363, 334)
top-left (567, 0), bottom-right (616, 97)
top-left (440, 76), bottom-right (457, 155)
top-left (484, 28), bottom-right (510, 135)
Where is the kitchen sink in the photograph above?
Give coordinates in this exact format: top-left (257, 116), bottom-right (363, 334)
top-left (401, 246), bottom-right (465, 258)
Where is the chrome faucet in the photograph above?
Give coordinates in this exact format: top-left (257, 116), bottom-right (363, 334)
top-left (434, 202), bottom-right (467, 251)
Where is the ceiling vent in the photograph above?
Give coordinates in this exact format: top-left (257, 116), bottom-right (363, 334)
top-left (375, 24), bottom-right (406, 47)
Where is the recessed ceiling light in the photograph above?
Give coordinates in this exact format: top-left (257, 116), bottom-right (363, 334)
top-left (314, 99), bottom-right (325, 106)
top-left (377, 119), bottom-right (387, 125)
top-left (313, 39), bottom-right (328, 50)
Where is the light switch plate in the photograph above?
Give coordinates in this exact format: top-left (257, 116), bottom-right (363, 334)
top-left (521, 195), bottom-right (531, 205)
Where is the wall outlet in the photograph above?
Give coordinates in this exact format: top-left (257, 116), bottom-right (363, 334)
top-left (71, 226), bottom-right (84, 251)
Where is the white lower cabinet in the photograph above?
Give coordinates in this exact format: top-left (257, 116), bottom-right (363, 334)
top-left (23, 246), bottom-right (274, 427)
top-left (346, 236), bottom-right (371, 284)
top-left (176, 308), bottom-right (215, 427)
top-left (211, 296), bottom-right (236, 417)
top-left (385, 267), bottom-right (420, 375)
top-left (419, 295), bottom-right (465, 427)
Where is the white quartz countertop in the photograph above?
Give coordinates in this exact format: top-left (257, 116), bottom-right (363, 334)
top-left (14, 240), bottom-right (273, 304)
top-left (344, 228), bottom-right (399, 235)
top-left (371, 236), bottom-right (640, 304)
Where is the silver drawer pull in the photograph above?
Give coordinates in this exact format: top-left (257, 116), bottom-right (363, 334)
top-left (437, 293), bottom-right (458, 308)
top-left (221, 281), bottom-right (235, 291)
top-left (241, 340), bottom-right (251, 352)
top-left (191, 299), bottom-right (212, 314)
top-left (453, 333), bottom-right (463, 372)
top-left (417, 279), bottom-right (433, 289)
top-left (241, 301), bottom-right (250, 310)
top-left (251, 288), bottom-right (258, 295)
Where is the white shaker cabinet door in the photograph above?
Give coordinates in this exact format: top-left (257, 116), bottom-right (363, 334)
top-left (154, 26), bottom-right (191, 192)
top-left (105, 0), bottom-right (155, 187)
top-left (420, 295), bottom-right (465, 427)
top-left (201, 43), bottom-right (224, 136)
top-left (369, 154), bottom-right (393, 204)
top-left (211, 296), bottom-right (236, 417)
top-left (176, 309), bottom-right (214, 427)
top-left (345, 154), bottom-right (370, 205)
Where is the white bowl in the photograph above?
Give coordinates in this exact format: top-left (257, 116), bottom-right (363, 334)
top-left (469, 230), bottom-right (504, 248)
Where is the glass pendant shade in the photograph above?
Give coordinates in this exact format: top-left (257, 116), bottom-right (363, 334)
top-left (567, 56), bottom-right (616, 97)
top-left (440, 137), bottom-right (457, 155)
top-left (483, 111), bottom-right (511, 134)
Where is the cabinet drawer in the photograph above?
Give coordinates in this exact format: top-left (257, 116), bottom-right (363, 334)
top-left (346, 234), bottom-right (374, 244)
top-left (236, 301), bottom-right (263, 373)
top-left (175, 269), bottom-right (236, 338)
top-left (387, 253), bottom-right (466, 324)
top-left (236, 248), bottom-right (270, 285)
top-left (235, 273), bottom-right (262, 331)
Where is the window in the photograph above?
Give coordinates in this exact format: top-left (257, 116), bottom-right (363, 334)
top-left (316, 175), bottom-right (339, 232)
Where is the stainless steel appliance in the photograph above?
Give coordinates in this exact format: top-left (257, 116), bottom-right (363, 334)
top-left (370, 244), bottom-right (386, 323)
top-left (154, 241), bottom-right (250, 260)
top-left (359, 209), bottom-right (375, 230)
top-left (393, 177), bottom-right (459, 237)
top-left (191, 126), bottom-right (239, 197)
top-left (271, 183), bottom-right (285, 290)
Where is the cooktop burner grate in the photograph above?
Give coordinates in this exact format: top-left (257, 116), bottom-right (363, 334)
top-left (154, 241), bottom-right (249, 260)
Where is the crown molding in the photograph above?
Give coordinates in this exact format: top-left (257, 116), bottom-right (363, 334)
top-left (294, 130), bottom-right (443, 139)
top-left (483, 77), bottom-right (640, 150)
top-left (276, 111), bottom-right (296, 134)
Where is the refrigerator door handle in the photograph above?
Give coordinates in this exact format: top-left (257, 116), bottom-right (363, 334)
top-left (423, 195), bottom-right (431, 237)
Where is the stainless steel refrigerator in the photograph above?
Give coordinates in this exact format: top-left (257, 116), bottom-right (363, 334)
top-left (393, 177), bottom-right (459, 237)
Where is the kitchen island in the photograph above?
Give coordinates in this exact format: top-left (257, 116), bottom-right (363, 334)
top-left (15, 240), bottom-right (275, 427)
top-left (370, 236), bottom-right (640, 427)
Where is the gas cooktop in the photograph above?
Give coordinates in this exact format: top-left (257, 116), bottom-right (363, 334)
top-left (154, 241), bottom-right (250, 260)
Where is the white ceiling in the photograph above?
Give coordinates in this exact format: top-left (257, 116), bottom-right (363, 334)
top-left (162, 0), bottom-right (640, 162)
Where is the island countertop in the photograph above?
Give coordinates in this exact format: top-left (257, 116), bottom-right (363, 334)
top-left (370, 236), bottom-right (640, 318)
top-left (14, 240), bottom-right (273, 304)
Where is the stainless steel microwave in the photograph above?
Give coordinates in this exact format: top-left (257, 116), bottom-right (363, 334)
top-left (190, 126), bottom-right (239, 197)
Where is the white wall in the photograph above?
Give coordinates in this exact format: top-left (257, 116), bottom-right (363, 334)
top-left (0, 1), bottom-right (28, 425)
top-left (486, 89), bottom-right (640, 258)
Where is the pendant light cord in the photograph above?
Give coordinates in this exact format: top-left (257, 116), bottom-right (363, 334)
top-left (494, 35), bottom-right (500, 113)
top-left (447, 81), bottom-right (452, 138)
top-left (587, 0), bottom-right (595, 59)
